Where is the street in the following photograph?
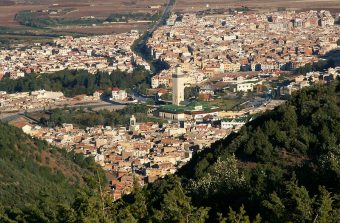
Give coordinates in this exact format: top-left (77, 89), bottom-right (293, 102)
top-left (0, 101), bottom-right (126, 122)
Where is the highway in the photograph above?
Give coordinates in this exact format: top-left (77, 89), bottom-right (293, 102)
top-left (0, 1), bottom-right (176, 123)
top-left (132, 0), bottom-right (175, 60)
top-left (0, 101), bottom-right (126, 123)
top-left (150, 0), bottom-right (176, 33)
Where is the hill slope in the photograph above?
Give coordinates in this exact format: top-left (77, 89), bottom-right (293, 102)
top-left (110, 81), bottom-right (340, 222)
top-left (0, 123), bottom-right (106, 222)
top-left (0, 81), bottom-right (339, 222)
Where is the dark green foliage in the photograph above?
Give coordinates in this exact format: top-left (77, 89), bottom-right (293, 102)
top-left (0, 66), bottom-right (151, 97)
top-left (1, 81), bottom-right (339, 222)
top-left (185, 86), bottom-right (200, 99)
top-left (160, 92), bottom-right (172, 101)
top-left (40, 104), bottom-right (164, 128)
top-left (0, 122), bottom-right (106, 222)
top-left (108, 175), bottom-right (210, 223)
top-left (294, 59), bottom-right (335, 74)
top-left (109, 81), bottom-right (340, 222)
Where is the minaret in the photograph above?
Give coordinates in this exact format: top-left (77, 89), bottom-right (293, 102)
top-left (129, 115), bottom-right (136, 131)
top-left (172, 66), bottom-right (185, 106)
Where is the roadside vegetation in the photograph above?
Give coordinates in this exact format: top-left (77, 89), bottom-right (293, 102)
top-left (38, 104), bottom-right (165, 128)
top-left (106, 12), bottom-right (161, 23)
top-left (15, 10), bottom-right (103, 28)
top-left (0, 66), bottom-right (152, 97)
top-left (294, 58), bottom-right (335, 74)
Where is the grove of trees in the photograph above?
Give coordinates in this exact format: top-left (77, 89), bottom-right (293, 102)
top-left (39, 104), bottom-right (164, 128)
top-left (0, 66), bottom-right (152, 97)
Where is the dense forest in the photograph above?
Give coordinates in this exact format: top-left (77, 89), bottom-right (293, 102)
top-left (1, 81), bottom-right (339, 222)
top-left (0, 66), bottom-right (151, 97)
top-left (0, 123), bottom-right (106, 222)
top-left (39, 104), bottom-right (164, 128)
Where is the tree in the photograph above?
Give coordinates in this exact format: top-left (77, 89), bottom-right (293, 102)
top-left (154, 179), bottom-right (209, 223)
top-left (70, 192), bottom-right (106, 223)
top-left (190, 155), bottom-right (245, 198)
top-left (0, 205), bottom-right (14, 223)
top-left (0, 67), bottom-right (152, 97)
top-left (184, 86), bottom-right (200, 100)
top-left (262, 178), bottom-right (314, 222)
top-left (129, 178), bottom-right (147, 220)
top-left (160, 93), bottom-right (172, 101)
top-left (315, 186), bottom-right (333, 223)
top-left (218, 205), bottom-right (261, 223)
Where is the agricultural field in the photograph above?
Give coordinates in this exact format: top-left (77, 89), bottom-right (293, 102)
top-left (0, 0), bottom-right (166, 34)
top-left (174, 0), bottom-right (340, 13)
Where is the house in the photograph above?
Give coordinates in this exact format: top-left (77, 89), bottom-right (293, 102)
top-left (22, 124), bottom-right (33, 134)
top-left (230, 79), bottom-right (262, 92)
top-left (93, 90), bottom-right (103, 100)
top-left (111, 88), bottom-right (127, 101)
top-left (221, 116), bottom-right (249, 130)
top-left (199, 85), bottom-right (214, 96)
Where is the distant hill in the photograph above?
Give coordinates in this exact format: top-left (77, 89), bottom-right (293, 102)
top-left (0, 122), bottom-right (106, 222)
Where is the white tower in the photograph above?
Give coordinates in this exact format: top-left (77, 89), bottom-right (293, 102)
top-left (129, 115), bottom-right (136, 131)
top-left (130, 115), bottom-right (136, 126)
top-left (172, 66), bottom-right (185, 106)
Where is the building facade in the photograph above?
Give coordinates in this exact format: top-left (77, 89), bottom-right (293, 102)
top-left (172, 66), bottom-right (185, 105)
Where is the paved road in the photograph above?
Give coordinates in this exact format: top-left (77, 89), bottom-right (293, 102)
top-left (0, 1), bottom-right (176, 123)
top-left (132, 88), bottom-right (155, 103)
top-left (150, 0), bottom-right (176, 33)
top-left (0, 101), bottom-right (126, 123)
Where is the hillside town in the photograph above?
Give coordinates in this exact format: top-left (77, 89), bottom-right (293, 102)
top-left (0, 31), bottom-right (150, 80)
top-left (149, 10), bottom-right (340, 88)
top-left (15, 90), bottom-right (293, 201)
top-left (21, 116), bottom-right (232, 200)
top-left (1, 8), bottom-right (340, 202)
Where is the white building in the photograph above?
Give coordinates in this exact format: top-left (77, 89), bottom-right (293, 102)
top-left (31, 90), bottom-right (64, 99)
top-left (199, 85), bottom-right (214, 96)
top-left (231, 82), bottom-right (257, 92)
top-left (225, 77), bottom-right (262, 92)
top-left (111, 88), bottom-right (127, 101)
top-left (221, 117), bottom-right (248, 130)
top-left (172, 66), bottom-right (185, 106)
